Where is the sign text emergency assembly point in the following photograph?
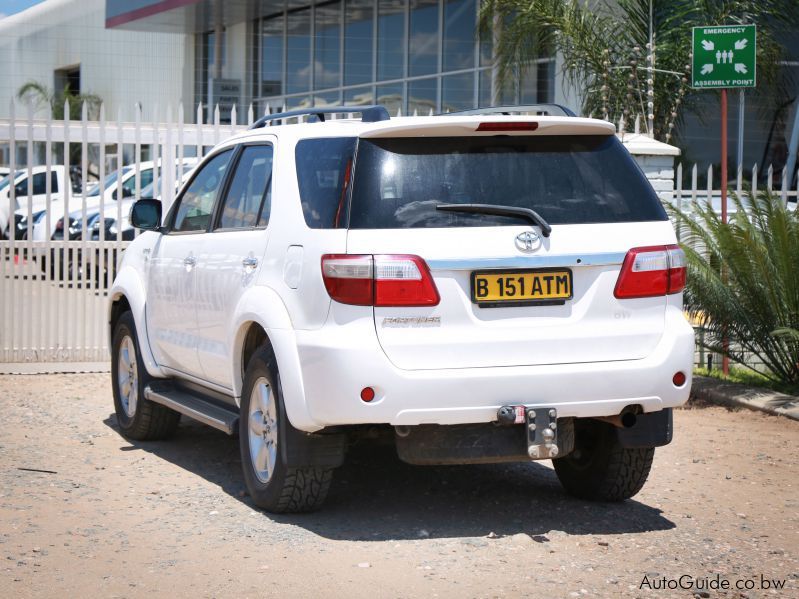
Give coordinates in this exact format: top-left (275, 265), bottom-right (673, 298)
top-left (692, 25), bottom-right (756, 89)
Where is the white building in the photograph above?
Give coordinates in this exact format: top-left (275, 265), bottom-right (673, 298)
top-left (0, 0), bottom-right (192, 122)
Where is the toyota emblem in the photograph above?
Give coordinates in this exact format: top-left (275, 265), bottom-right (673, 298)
top-left (515, 231), bottom-right (540, 253)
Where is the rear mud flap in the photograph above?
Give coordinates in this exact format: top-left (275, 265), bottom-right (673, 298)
top-left (615, 408), bottom-right (673, 448)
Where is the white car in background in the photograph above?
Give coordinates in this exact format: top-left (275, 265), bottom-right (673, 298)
top-left (40, 159), bottom-right (197, 241)
top-left (65, 160), bottom-right (198, 242)
top-left (1, 165), bottom-right (81, 239)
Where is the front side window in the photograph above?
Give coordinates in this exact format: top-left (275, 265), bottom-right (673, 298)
top-left (217, 145), bottom-right (274, 229)
top-left (172, 150), bottom-right (233, 232)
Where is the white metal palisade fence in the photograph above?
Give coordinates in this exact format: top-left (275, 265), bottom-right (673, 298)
top-left (0, 100), bottom-right (251, 364)
top-left (0, 101), bottom-right (796, 366)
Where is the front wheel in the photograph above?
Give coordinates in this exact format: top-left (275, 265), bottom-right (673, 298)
top-left (553, 419), bottom-right (654, 501)
top-left (239, 347), bottom-right (333, 513)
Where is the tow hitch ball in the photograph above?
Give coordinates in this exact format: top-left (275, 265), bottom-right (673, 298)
top-left (497, 405), bottom-right (559, 460)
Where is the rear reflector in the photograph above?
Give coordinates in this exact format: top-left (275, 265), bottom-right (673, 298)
top-left (672, 372), bottom-right (686, 387)
top-left (476, 122), bottom-right (539, 132)
top-left (321, 254), bottom-right (440, 307)
top-left (614, 244), bottom-right (687, 299)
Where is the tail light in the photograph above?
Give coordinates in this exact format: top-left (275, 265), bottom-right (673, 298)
top-left (614, 244), bottom-right (687, 299)
top-left (321, 254), bottom-right (440, 307)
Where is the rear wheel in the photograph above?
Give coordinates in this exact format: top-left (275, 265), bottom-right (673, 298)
top-left (239, 347), bottom-right (333, 513)
top-left (111, 311), bottom-right (180, 440)
top-left (553, 419), bottom-right (654, 501)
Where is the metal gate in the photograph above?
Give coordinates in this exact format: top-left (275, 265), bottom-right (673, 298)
top-left (0, 101), bottom-right (248, 365)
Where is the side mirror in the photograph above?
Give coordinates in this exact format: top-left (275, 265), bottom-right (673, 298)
top-left (130, 199), bottom-right (162, 231)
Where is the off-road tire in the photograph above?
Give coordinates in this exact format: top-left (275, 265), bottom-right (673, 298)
top-left (553, 418), bottom-right (654, 501)
top-left (239, 347), bottom-right (333, 513)
top-left (111, 311), bottom-right (180, 440)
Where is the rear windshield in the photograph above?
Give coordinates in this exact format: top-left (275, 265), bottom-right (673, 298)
top-left (348, 135), bottom-right (667, 229)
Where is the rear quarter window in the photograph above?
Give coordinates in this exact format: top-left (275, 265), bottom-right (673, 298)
top-left (295, 137), bottom-right (357, 228)
top-left (348, 135), bottom-right (667, 229)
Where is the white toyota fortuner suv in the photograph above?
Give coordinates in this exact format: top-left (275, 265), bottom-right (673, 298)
top-left (109, 105), bottom-right (694, 513)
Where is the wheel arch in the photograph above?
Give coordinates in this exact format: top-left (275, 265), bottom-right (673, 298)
top-left (108, 266), bottom-right (165, 379)
top-left (230, 287), bottom-right (319, 432)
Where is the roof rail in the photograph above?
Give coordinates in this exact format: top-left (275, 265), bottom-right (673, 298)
top-left (442, 104), bottom-right (577, 118)
top-left (249, 105), bottom-right (390, 129)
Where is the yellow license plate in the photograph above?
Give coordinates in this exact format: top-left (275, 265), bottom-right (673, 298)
top-left (471, 269), bottom-right (573, 307)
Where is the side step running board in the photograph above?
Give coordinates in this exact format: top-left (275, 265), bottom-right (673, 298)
top-left (144, 382), bottom-right (239, 435)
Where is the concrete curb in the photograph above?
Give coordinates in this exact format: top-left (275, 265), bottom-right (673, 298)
top-left (0, 362), bottom-right (110, 375)
top-left (690, 376), bottom-right (799, 421)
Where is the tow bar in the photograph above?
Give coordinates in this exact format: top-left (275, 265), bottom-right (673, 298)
top-left (496, 405), bottom-right (560, 460)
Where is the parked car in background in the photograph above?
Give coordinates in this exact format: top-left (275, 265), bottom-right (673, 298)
top-left (49, 159), bottom-right (197, 242)
top-left (56, 161), bottom-right (199, 285)
top-left (1, 165), bottom-right (82, 239)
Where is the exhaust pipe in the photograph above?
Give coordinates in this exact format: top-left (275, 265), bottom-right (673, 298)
top-left (594, 410), bottom-right (637, 429)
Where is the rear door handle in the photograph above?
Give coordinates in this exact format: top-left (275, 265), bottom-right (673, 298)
top-left (183, 255), bottom-right (197, 267)
top-left (242, 256), bottom-right (258, 268)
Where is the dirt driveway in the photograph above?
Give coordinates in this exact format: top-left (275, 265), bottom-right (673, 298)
top-left (0, 374), bottom-right (796, 598)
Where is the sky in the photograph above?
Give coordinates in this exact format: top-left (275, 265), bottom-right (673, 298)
top-left (0, 0), bottom-right (45, 18)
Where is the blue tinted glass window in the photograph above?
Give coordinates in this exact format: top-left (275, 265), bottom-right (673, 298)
top-left (443, 0), bottom-right (475, 72)
top-left (287, 9), bottom-right (311, 93)
top-left (377, 0), bottom-right (405, 81)
top-left (377, 82), bottom-right (403, 115)
top-left (442, 72), bottom-right (474, 111)
top-left (345, 85), bottom-right (375, 105)
top-left (409, 0), bottom-right (438, 77)
top-left (314, 90), bottom-right (342, 106)
top-left (260, 17), bottom-right (283, 96)
top-left (345, 0), bottom-right (374, 86)
top-left (315, 3), bottom-right (341, 90)
top-left (408, 77), bottom-right (437, 114)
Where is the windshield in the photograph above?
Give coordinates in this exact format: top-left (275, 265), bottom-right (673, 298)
top-left (87, 167), bottom-right (131, 196)
top-left (0, 170), bottom-right (23, 191)
top-left (348, 135), bottom-right (667, 229)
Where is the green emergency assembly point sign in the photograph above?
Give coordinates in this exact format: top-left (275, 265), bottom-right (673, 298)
top-left (692, 25), bottom-right (756, 89)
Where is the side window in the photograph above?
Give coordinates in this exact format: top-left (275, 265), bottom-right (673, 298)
top-left (295, 137), bottom-right (357, 228)
top-left (172, 150), bottom-right (233, 232)
top-left (121, 168), bottom-right (154, 198)
top-left (32, 173), bottom-right (48, 195)
top-left (217, 145), bottom-right (273, 230)
top-left (51, 171), bottom-right (59, 193)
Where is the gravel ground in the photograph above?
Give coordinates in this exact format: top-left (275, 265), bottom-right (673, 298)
top-left (0, 374), bottom-right (796, 598)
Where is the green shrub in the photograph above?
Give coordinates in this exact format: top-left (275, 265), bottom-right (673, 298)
top-left (669, 191), bottom-right (799, 385)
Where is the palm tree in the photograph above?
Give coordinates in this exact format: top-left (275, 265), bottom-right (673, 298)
top-left (668, 190), bottom-right (799, 385)
top-left (17, 81), bottom-right (103, 177)
top-left (479, 0), bottom-right (798, 142)
top-left (17, 81), bottom-right (102, 121)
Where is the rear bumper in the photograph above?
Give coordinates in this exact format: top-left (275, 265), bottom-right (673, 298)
top-left (293, 307), bottom-right (694, 430)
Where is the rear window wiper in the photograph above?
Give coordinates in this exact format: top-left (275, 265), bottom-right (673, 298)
top-left (435, 203), bottom-right (552, 237)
